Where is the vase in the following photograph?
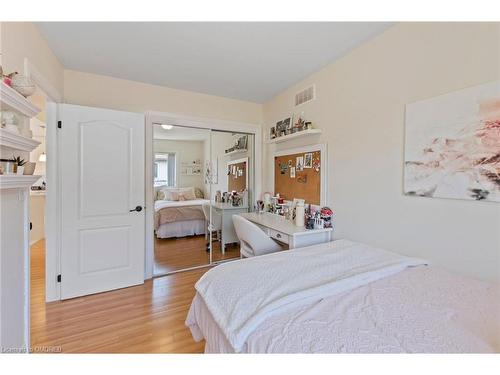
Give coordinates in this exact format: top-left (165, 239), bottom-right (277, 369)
top-left (11, 75), bottom-right (36, 97)
top-left (17, 166), bottom-right (25, 175)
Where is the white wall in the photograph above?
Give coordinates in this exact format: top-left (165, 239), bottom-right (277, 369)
top-left (64, 70), bottom-right (263, 124)
top-left (263, 22), bottom-right (500, 281)
top-left (153, 139), bottom-right (204, 191)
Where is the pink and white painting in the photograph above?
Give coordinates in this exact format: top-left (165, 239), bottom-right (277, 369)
top-left (404, 81), bottom-right (500, 202)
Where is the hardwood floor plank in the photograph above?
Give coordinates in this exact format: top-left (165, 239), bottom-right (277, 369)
top-left (154, 234), bottom-right (240, 274)
top-left (30, 240), bottom-right (207, 353)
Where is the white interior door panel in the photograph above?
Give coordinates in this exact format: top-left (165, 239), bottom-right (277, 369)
top-left (60, 104), bottom-right (145, 299)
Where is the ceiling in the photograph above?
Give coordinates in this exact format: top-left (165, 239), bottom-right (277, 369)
top-left (153, 125), bottom-right (209, 141)
top-left (36, 22), bottom-right (392, 103)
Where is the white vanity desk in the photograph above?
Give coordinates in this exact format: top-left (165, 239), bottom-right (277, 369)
top-left (212, 202), bottom-right (248, 254)
top-left (239, 212), bottom-right (332, 249)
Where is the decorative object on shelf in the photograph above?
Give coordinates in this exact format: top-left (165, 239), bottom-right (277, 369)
top-left (275, 120), bottom-right (283, 136)
top-left (12, 156), bottom-right (27, 175)
top-left (275, 117), bottom-right (293, 137)
top-left (270, 126), bottom-right (276, 139)
top-left (270, 113), bottom-right (317, 142)
top-left (23, 162), bottom-right (36, 175)
top-left (11, 75), bottom-right (36, 98)
top-left (225, 135), bottom-right (248, 154)
top-left (1, 111), bottom-right (20, 134)
top-left (38, 152), bottom-right (46, 162)
top-left (404, 80), bottom-right (500, 202)
top-left (0, 158), bottom-right (16, 174)
top-left (1, 68), bottom-right (18, 87)
top-left (294, 112), bottom-right (306, 132)
top-left (282, 117), bottom-right (293, 135)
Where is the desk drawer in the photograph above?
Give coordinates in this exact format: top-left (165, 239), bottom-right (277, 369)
top-left (269, 229), bottom-right (289, 244)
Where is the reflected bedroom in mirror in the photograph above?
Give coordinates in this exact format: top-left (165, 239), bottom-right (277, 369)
top-left (153, 125), bottom-right (254, 276)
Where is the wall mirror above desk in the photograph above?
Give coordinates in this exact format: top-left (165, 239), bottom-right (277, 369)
top-left (273, 144), bottom-right (327, 206)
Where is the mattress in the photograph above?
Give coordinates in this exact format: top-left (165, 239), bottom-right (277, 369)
top-left (156, 219), bottom-right (206, 239)
top-left (186, 244), bottom-right (500, 353)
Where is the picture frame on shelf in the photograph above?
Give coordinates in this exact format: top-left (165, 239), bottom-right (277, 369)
top-left (270, 126), bottom-right (276, 139)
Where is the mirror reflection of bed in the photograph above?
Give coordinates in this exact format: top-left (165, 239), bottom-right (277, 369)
top-left (153, 126), bottom-right (253, 276)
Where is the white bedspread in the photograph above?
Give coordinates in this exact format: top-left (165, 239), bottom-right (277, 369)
top-left (154, 198), bottom-right (209, 211)
top-left (188, 265), bottom-right (500, 353)
top-left (191, 239), bottom-right (427, 352)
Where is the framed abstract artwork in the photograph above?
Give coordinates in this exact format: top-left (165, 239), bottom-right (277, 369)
top-left (404, 81), bottom-right (499, 202)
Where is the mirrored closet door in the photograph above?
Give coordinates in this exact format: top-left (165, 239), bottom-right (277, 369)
top-left (152, 125), bottom-right (255, 276)
top-left (209, 130), bottom-right (255, 262)
top-left (153, 125), bottom-right (212, 275)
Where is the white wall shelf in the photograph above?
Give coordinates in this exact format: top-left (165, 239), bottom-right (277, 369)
top-left (0, 129), bottom-right (41, 152)
top-left (0, 82), bottom-right (41, 118)
top-left (266, 128), bottom-right (322, 144)
top-left (0, 175), bottom-right (41, 190)
top-left (224, 148), bottom-right (247, 156)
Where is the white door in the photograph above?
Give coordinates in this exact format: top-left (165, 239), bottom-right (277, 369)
top-left (60, 104), bottom-right (145, 299)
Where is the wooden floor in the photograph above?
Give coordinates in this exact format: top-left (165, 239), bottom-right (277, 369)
top-left (154, 234), bottom-right (240, 275)
top-left (30, 240), bottom-right (207, 353)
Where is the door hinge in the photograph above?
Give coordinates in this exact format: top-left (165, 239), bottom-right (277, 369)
top-left (57, 120), bottom-right (62, 129)
top-left (57, 274), bottom-right (62, 283)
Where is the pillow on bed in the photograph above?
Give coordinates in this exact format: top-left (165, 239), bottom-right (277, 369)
top-left (158, 187), bottom-right (196, 201)
top-left (194, 187), bottom-right (204, 199)
top-left (178, 188), bottom-right (196, 200)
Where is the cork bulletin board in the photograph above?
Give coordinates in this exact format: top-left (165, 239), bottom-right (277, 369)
top-left (228, 158), bottom-right (248, 192)
top-left (274, 149), bottom-right (322, 205)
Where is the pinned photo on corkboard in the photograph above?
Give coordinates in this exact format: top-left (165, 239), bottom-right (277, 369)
top-left (304, 153), bottom-right (313, 168)
top-left (296, 156), bottom-right (304, 171)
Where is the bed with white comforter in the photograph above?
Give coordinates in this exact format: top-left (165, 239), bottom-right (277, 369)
top-left (186, 239), bottom-right (500, 353)
top-left (154, 198), bottom-right (209, 239)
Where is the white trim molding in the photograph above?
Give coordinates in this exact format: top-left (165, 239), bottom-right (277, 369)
top-left (26, 58), bottom-right (64, 302)
top-left (23, 58), bottom-right (63, 104)
top-left (0, 129), bottom-right (41, 152)
top-left (0, 82), bottom-right (41, 118)
top-left (0, 175), bottom-right (41, 190)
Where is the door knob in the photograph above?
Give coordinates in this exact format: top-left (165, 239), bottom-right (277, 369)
top-left (130, 206), bottom-right (143, 212)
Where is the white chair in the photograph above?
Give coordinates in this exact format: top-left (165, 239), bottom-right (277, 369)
top-left (202, 203), bottom-right (222, 250)
top-left (232, 215), bottom-right (282, 258)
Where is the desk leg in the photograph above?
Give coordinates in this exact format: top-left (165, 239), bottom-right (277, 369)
top-left (221, 212), bottom-right (226, 255)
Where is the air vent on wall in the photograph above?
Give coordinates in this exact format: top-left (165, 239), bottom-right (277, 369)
top-left (295, 85), bottom-right (315, 106)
